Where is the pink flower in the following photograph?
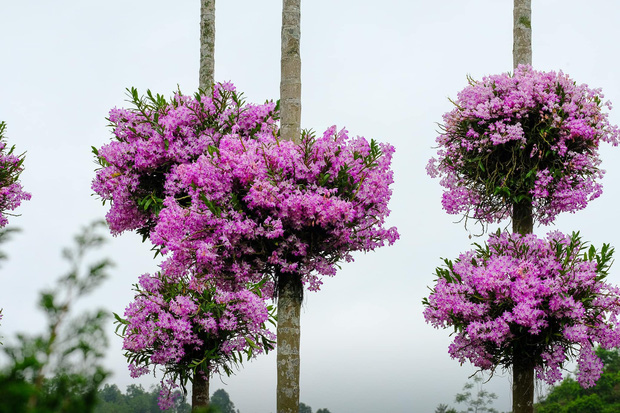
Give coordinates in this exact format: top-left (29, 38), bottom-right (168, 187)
top-left (424, 230), bottom-right (620, 388)
top-left (428, 66), bottom-right (619, 226)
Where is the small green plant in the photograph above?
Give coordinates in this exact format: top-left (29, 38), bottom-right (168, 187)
top-left (0, 221), bottom-right (113, 413)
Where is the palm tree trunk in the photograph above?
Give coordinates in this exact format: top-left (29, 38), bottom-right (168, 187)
top-left (512, 201), bottom-right (533, 235)
top-left (276, 273), bottom-right (302, 413)
top-left (199, 0), bottom-right (216, 92)
top-left (277, 1), bottom-right (302, 412)
top-left (512, 3), bottom-right (533, 411)
top-left (513, 0), bottom-right (532, 67)
top-left (511, 201), bottom-right (534, 413)
top-left (192, 368), bottom-right (210, 412)
top-left (280, 0), bottom-right (302, 144)
top-left (194, 6), bottom-right (216, 409)
top-left (512, 338), bottom-right (535, 413)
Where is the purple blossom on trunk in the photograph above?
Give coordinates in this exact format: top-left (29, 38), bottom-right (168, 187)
top-left (427, 66), bottom-right (619, 226)
top-left (92, 83), bottom-right (398, 293)
top-left (423, 230), bottom-right (620, 388)
top-left (93, 83), bottom-right (398, 408)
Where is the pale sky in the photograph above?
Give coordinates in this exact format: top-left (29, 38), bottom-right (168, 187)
top-left (2, 1), bottom-right (620, 412)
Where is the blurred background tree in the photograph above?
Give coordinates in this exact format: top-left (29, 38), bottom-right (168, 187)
top-left (0, 222), bottom-right (111, 413)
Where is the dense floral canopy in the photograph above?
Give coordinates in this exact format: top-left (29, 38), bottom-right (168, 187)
top-left (423, 231), bottom-right (620, 388)
top-left (118, 273), bottom-right (275, 410)
top-left (427, 65), bottom-right (620, 226)
top-left (93, 83), bottom-right (398, 292)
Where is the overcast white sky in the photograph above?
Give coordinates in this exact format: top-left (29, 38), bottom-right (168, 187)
top-left (2, 1), bottom-right (620, 412)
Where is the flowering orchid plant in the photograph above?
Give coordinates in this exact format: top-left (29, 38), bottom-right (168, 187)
top-left (0, 122), bottom-right (30, 227)
top-left (93, 83), bottom-right (398, 408)
top-left (427, 65), bottom-right (620, 226)
top-left (423, 230), bottom-right (620, 388)
top-left (116, 273), bottom-right (275, 410)
top-left (92, 83), bottom-right (398, 292)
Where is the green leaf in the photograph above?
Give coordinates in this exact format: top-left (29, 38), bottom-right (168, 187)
top-left (245, 337), bottom-right (259, 350)
top-left (207, 144), bottom-right (220, 157)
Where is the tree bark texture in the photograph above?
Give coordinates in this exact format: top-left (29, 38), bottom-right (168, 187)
top-left (276, 0), bottom-right (303, 413)
top-left (192, 368), bottom-right (210, 412)
top-left (513, 0), bottom-right (532, 68)
top-left (280, 0), bottom-right (302, 144)
top-left (277, 1), bottom-right (303, 410)
top-left (512, 2), bottom-right (534, 409)
top-left (512, 340), bottom-right (535, 413)
top-left (512, 201), bottom-right (533, 236)
top-left (276, 275), bottom-right (302, 413)
top-left (199, 0), bottom-right (216, 92)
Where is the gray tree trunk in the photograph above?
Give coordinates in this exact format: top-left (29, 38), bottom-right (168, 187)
top-left (277, 1), bottom-right (302, 412)
top-left (195, 3), bottom-right (215, 408)
top-left (192, 367), bottom-right (210, 411)
top-left (280, 0), bottom-right (302, 144)
top-left (513, 0), bottom-right (532, 67)
top-left (199, 0), bottom-right (216, 92)
top-left (276, 275), bottom-right (302, 413)
top-left (512, 3), bottom-right (533, 411)
top-left (511, 201), bottom-right (535, 413)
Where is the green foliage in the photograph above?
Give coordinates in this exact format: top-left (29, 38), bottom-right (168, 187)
top-left (535, 347), bottom-right (620, 413)
top-left (435, 404), bottom-right (458, 413)
top-left (209, 388), bottom-right (239, 413)
top-left (93, 383), bottom-right (191, 413)
top-left (295, 402), bottom-right (333, 413)
top-left (299, 402), bottom-right (312, 413)
top-left (0, 221), bottom-right (112, 413)
top-left (452, 376), bottom-right (499, 413)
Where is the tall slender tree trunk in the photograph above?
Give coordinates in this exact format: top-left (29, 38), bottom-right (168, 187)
top-left (512, 199), bottom-right (535, 413)
top-left (199, 0), bottom-right (216, 92)
top-left (512, 3), bottom-right (533, 412)
top-left (278, 1), bottom-right (302, 412)
top-left (192, 367), bottom-right (210, 411)
top-left (193, 2), bottom-right (216, 410)
top-left (277, 273), bottom-right (302, 413)
top-left (280, 0), bottom-right (302, 145)
top-left (513, 0), bottom-right (532, 68)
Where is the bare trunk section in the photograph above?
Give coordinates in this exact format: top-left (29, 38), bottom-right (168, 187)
top-left (192, 368), bottom-right (210, 412)
top-left (513, 0), bottom-right (532, 67)
top-left (512, 340), bottom-right (535, 413)
top-left (276, 0), bottom-right (303, 413)
top-left (199, 0), bottom-right (216, 92)
top-left (280, 0), bottom-right (302, 144)
top-left (277, 1), bottom-right (303, 412)
top-left (276, 275), bottom-right (302, 413)
top-left (512, 201), bottom-right (533, 235)
top-left (511, 204), bottom-right (535, 413)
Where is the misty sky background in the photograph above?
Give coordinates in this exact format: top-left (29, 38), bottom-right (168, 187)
top-left (2, 1), bottom-right (620, 412)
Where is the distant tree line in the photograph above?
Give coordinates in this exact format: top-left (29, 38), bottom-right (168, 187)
top-left (94, 384), bottom-right (191, 413)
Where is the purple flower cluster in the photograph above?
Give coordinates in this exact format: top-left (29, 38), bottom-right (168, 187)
top-left (93, 83), bottom-right (398, 291)
top-left (93, 83), bottom-right (398, 407)
top-left (0, 122), bottom-right (30, 227)
top-left (423, 231), bottom-right (620, 388)
top-left (427, 65), bottom-right (620, 225)
top-left (119, 272), bottom-right (275, 402)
